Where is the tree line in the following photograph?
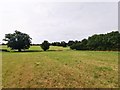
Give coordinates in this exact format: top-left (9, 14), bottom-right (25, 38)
top-left (70, 31), bottom-right (120, 51)
top-left (48, 31), bottom-right (120, 51)
top-left (3, 30), bottom-right (120, 51)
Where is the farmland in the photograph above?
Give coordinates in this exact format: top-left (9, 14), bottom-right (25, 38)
top-left (1, 45), bottom-right (119, 88)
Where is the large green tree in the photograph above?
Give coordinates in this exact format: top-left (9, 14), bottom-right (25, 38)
top-left (3, 30), bottom-right (32, 52)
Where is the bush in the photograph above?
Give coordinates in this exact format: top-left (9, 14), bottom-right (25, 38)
top-left (41, 40), bottom-right (50, 51)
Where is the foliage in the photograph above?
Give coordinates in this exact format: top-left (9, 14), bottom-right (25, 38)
top-left (51, 42), bottom-right (61, 46)
top-left (70, 31), bottom-right (120, 51)
top-left (3, 30), bottom-right (32, 52)
top-left (87, 31), bottom-right (120, 51)
top-left (51, 41), bottom-right (67, 47)
top-left (67, 40), bottom-right (75, 46)
top-left (60, 41), bottom-right (67, 47)
top-left (41, 40), bottom-right (50, 51)
top-left (70, 43), bottom-right (87, 50)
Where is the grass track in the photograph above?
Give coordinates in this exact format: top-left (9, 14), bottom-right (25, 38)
top-left (1, 45), bottom-right (119, 88)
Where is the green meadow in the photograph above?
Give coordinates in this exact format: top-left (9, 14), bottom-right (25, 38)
top-left (1, 45), bottom-right (119, 88)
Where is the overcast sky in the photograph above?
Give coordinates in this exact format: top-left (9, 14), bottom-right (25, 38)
top-left (0, 0), bottom-right (118, 44)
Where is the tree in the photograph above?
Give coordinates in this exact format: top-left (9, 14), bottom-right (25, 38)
top-left (86, 31), bottom-right (120, 51)
top-left (51, 42), bottom-right (61, 46)
top-left (3, 30), bottom-right (32, 52)
top-left (70, 31), bottom-right (120, 51)
top-left (41, 40), bottom-right (50, 51)
top-left (70, 43), bottom-right (81, 50)
top-left (61, 41), bottom-right (67, 47)
top-left (67, 40), bottom-right (75, 46)
top-left (70, 42), bottom-right (87, 50)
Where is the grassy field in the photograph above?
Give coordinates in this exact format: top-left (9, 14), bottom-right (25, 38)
top-left (1, 45), bottom-right (119, 88)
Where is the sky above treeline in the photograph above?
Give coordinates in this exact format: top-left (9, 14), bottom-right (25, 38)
top-left (0, 0), bottom-right (118, 44)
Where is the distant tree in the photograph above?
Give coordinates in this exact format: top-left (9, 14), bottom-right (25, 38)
top-left (32, 44), bottom-right (40, 46)
top-left (61, 41), bottom-right (67, 47)
top-left (74, 40), bottom-right (80, 44)
top-left (87, 31), bottom-right (120, 51)
top-left (3, 30), bottom-right (32, 52)
top-left (70, 31), bottom-right (120, 51)
top-left (51, 42), bottom-right (61, 46)
top-left (55, 42), bottom-right (61, 46)
top-left (81, 39), bottom-right (87, 45)
top-left (70, 42), bottom-right (87, 50)
top-left (81, 39), bottom-right (88, 49)
top-left (87, 34), bottom-right (104, 50)
top-left (70, 43), bottom-right (81, 50)
top-left (67, 40), bottom-right (75, 46)
top-left (105, 31), bottom-right (120, 50)
top-left (41, 40), bottom-right (50, 51)
top-left (2, 43), bottom-right (6, 45)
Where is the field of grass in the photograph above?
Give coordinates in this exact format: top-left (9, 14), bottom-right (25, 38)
top-left (1, 45), bottom-right (119, 88)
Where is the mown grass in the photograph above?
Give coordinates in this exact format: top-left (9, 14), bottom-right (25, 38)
top-left (1, 45), bottom-right (119, 88)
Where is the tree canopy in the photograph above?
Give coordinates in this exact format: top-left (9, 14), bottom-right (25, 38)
top-left (70, 31), bottom-right (120, 51)
top-left (3, 30), bottom-right (32, 52)
top-left (41, 40), bottom-right (50, 51)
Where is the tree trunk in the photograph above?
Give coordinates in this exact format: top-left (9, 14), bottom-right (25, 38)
top-left (18, 49), bottom-right (21, 52)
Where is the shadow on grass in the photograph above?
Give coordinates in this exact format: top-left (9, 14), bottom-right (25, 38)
top-left (48, 50), bottom-right (63, 52)
top-left (22, 50), bottom-right (64, 52)
top-left (0, 49), bottom-right (9, 52)
top-left (2, 49), bottom-right (64, 53)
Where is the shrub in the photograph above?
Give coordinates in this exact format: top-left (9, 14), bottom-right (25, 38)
top-left (41, 40), bottom-right (50, 51)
